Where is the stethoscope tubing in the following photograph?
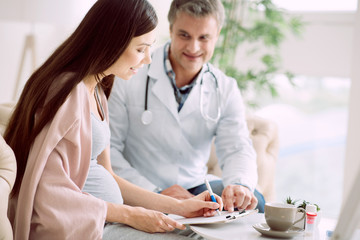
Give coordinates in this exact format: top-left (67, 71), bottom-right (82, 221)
top-left (144, 74), bottom-right (150, 111)
top-left (141, 64), bottom-right (221, 125)
top-left (199, 65), bottom-right (221, 122)
top-left (141, 74), bottom-right (153, 125)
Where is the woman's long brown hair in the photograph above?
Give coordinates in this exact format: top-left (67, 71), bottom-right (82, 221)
top-left (4, 0), bottom-right (157, 197)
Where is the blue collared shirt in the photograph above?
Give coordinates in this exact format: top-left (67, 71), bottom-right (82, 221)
top-left (163, 42), bottom-right (198, 112)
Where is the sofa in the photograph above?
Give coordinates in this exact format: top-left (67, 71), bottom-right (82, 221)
top-left (0, 103), bottom-right (14, 136)
top-left (207, 114), bottom-right (279, 202)
top-left (0, 102), bottom-right (279, 239)
top-left (0, 103), bottom-right (16, 240)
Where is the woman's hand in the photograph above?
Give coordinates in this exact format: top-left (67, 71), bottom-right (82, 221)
top-left (178, 191), bottom-right (223, 218)
top-left (123, 206), bottom-right (186, 233)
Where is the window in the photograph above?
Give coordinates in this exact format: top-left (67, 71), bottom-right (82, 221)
top-left (256, 75), bottom-right (350, 218)
top-left (272, 0), bottom-right (357, 12)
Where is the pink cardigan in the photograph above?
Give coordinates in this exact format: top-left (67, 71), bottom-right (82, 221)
top-left (9, 81), bottom-right (108, 240)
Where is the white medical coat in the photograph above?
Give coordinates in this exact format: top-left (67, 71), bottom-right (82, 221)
top-left (108, 44), bottom-right (258, 192)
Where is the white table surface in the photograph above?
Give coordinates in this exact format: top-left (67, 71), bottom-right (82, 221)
top-left (190, 213), bottom-right (337, 240)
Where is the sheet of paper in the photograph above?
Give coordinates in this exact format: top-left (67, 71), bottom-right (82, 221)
top-left (168, 209), bottom-right (258, 225)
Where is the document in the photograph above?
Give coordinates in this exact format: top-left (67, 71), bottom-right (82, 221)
top-left (168, 209), bottom-right (258, 225)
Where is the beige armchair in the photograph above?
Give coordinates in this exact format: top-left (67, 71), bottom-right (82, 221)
top-left (0, 103), bottom-right (14, 136)
top-left (207, 115), bottom-right (279, 202)
top-left (0, 103), bottom-right (16, 240)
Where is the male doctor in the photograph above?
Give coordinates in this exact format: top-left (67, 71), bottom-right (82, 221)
top-left (109, 0), bottom-right (265, 212)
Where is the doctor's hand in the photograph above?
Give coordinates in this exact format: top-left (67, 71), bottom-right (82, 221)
top-left (178, 191), bottom-right (223, 218)
top-left (222, 185), bottom-right (257, 212)
top-left (160, 184), bottom-right (195, 200)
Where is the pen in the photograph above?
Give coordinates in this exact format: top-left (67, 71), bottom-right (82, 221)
top-left (204, 178), bottom-right (221, 216)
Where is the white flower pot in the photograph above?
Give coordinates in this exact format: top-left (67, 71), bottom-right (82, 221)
top-left (294, 209), bottom-right (322, 229)
top-left (315, 210), bottom-right (322, 226)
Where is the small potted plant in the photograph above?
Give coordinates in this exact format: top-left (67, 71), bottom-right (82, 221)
top-left (285, 197), bottom-right (321, 229)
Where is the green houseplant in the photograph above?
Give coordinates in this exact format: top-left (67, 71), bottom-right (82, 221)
top-left (285, 196), bottom-right (321, 229)
top-left (211, 0), bottom-right (304, 106)
top-left (286, 196), bottom-right (321, 211)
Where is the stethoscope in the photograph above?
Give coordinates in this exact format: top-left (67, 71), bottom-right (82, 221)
top-left (141, 64), bottom-right (221, 125)
top-left (141, 74), bottom-right (153, 125)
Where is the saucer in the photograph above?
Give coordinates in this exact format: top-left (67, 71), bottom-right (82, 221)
top-left (253, 223), bottom-right (304, 239)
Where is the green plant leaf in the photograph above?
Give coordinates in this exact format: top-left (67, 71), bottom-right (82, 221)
top-left (211, 0), bottom-right (304, 107)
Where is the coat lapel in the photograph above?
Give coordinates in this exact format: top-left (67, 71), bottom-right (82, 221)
top-left (148, 47), bottom-right (180, 123)
top-left (178, 81), bottom-right (200, 120)
top-left (178, 66), bottom-right (210, 120)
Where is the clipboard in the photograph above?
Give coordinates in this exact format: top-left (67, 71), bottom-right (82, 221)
top-left (168, 209), bottom-right (258, 225)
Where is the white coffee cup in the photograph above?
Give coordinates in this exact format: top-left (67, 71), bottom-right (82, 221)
top-left (265, 203), bottom-right (306, 231)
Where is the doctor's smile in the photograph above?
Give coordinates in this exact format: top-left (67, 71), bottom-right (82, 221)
top-left (183, 52), bottom-right (203, 61)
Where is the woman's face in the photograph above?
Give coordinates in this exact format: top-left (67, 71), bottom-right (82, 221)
top-left (106, 29), bottom-right (156, 80)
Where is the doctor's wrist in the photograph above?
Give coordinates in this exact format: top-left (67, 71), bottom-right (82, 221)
top-left (233, 183), bottom-right (254, 192)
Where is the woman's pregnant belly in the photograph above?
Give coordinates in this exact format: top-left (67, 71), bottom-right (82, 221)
top-left (83, 161), bottom-right (123, 205)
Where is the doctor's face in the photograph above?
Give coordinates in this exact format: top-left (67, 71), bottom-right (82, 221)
top-left (169, 12), bottom-right (220, 78)
top-left (105, 29), bottom-right (156, 80)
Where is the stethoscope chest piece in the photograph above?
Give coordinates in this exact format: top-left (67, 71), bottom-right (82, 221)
top-left (141, 110), bottom-right (153, 125)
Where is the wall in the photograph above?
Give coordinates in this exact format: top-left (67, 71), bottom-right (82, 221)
top-left (0, 22), bottom-right (73, 102)
top-left (344, 5), bottom-right (360, 203)
top-left (148, 0), bottom-right (172, 44)
top-left (0, 0), bottom-right (96, 103)
top-left (233, 12), bottom-right (354, 79)
top-left (279, 12), bottom-right (354, 78)
top-left (0, 3), bottom-right (355, 103)
top-left (332, 0), bottom-right (360, 235)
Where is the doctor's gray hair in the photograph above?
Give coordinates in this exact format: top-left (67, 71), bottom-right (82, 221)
top-left (168, 0), bottom-right (225, 30)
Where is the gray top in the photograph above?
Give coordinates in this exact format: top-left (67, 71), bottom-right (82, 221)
top-left (83, 87), bottom-right (123, 205)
